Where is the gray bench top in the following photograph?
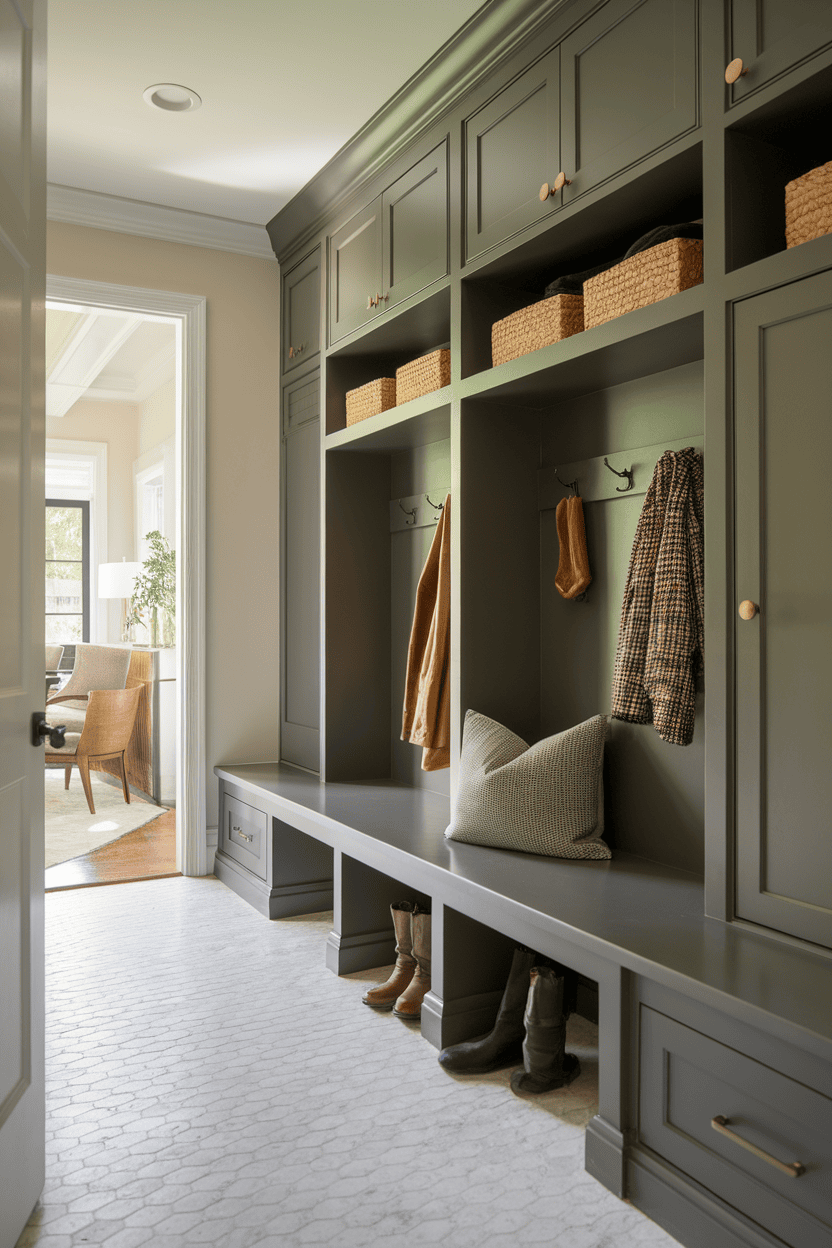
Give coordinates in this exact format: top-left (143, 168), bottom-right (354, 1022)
top-left (215, 761), bottom-right (832, 1059)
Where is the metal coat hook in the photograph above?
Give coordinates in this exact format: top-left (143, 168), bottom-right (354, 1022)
top-left (425, 494), bottom-right (444, 513)
top-left (554, 469), bottom-right (578, 496)
top-left (603, 457), bottom-right (634, 492)
top-left (398, 499), bottom-right (417, 525)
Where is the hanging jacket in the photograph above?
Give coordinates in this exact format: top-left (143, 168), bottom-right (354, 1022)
top-left (402, 495), bottom-right (451, 771)
top-left (611, 448), bottom-right (704, 745)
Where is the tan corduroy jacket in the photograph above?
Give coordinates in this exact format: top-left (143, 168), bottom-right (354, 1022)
top-left (401, 495), bottom-right (451, 771)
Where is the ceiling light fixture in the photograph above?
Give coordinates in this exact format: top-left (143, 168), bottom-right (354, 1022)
top-left (143, 83), bottom-right (202, 113)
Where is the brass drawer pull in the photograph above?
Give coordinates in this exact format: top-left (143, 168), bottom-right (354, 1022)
top-left (232, 825), bottom-right (253, 843)
top-left (711, 1116), bottom-right (805, 1178)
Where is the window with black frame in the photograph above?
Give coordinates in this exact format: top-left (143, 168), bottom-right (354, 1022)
top-left (45, 498), bottom-right (90, 645)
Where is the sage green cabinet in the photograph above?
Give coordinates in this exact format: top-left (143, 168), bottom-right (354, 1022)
top-left (733, 270), bottom-right (832, 950)
top-left (727, 0), bottom-right (832, 105)
top-left (282, 247), bottom-right (320, 376)
top-left (329, 142), bottom-right (449, 345)
top-left (465, 47), bottom-right (560, 262)
top-left (281, 372), bottom-right (321, 773)
top-left (560, 0), bottom-right (698, 206)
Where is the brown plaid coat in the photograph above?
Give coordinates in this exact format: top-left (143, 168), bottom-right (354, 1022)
top-left (611, 447), bottom-right (704, 746)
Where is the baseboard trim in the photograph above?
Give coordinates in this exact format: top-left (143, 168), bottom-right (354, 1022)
top-left (421, 988), bottom-right (505, 1051)
top-left (325, 927), bottom-right (395, 975)
top-left (213, 851), bottom-right (332, 920)
top-left (626, 1147), bottom-right (788, 1248)
top-left (585, 1115), bottom-right (626, 1197)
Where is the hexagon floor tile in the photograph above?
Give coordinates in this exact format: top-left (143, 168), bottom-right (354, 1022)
top-left (17, 876), bottom-right (681, 1247)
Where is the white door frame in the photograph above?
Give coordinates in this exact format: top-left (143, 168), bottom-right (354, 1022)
top-left (46, 275), bottom-right (207, 876)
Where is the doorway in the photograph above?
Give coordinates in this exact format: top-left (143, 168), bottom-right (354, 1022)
top-left (45, 275), bottom-right (207, 876)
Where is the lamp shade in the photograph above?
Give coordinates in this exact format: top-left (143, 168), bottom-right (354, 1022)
top-left (98, 561), bottom-right (142, 599)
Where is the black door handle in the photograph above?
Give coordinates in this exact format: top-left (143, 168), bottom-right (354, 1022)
top-left (32, 713), bottom-right (67, 749)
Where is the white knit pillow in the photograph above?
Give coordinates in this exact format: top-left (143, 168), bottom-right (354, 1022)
top-left (446, 711), bottom-right (611, 859)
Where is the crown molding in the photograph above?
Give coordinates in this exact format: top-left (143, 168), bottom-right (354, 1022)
top-left (47, 183), bottom-right (276, 261)
top-left (265, 0), bottom-right (574, 261)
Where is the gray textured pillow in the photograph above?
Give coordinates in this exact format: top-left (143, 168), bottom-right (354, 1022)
top-left (445, 711), bottom-right (611, 859)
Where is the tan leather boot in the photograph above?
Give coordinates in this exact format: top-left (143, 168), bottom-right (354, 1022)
top-left (362, 902), bottom-right (417, 1009)
top-left (393, 908), bottom-right (431, 1020)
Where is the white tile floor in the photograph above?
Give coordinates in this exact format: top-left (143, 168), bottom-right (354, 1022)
top-left (19, 876), bottom-right (681, 1248)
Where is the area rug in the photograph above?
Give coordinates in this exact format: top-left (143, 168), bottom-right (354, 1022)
top-left (45, 768), bottom-right (165, 868)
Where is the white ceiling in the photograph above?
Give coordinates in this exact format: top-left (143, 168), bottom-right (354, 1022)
top-left (45, 308), bottom-right (175, 416)
top-left (47, 0), bottom-right (486, 227)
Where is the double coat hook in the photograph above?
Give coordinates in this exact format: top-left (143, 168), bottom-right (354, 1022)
top-left (603, 457), bottom-right (634, 492)
top-left (554, 469), bottom-right (579, 496)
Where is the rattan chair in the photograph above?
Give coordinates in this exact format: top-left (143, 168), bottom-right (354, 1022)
top-left (45, 686), bottom-right (142, 815)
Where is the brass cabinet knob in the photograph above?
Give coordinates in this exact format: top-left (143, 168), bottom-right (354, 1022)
top-left (725, 58), bottom-right (748, 84)
top-left (539, 182), bottom-right (553, 201)
top-left (553, 171), bottom-right (572, 191)
top-left (738, 599), bottom-right (758, 620)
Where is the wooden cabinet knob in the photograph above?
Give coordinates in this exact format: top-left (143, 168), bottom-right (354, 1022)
top-left (539, 182), bottom-right (552, 202)
top-left (553, 171), bottom-right (572, 191)
top-left (725, 58), bottom-right (748, 84)
top-left (738, 599), bottom-right (758, 620)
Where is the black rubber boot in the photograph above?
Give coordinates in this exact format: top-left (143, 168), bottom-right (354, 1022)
top-left (438, 946), bottom-right (535, 1074)
top-left (510, 965), bottom-right (581, 1095)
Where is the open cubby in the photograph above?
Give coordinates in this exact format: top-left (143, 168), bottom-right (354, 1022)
top-left (460, 142), bottom-right (703, 380)
top-left (725, 60), bottom-right (832, 272)
top-left (324, 432), bottom-right (451, 796)
top-left (460, 359), bottom-right (704, 877)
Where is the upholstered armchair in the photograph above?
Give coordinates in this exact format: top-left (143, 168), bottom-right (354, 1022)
top-left (46, 644), bottom-right (132, 738)
top-left (45, 687), bottom-right (143, 814)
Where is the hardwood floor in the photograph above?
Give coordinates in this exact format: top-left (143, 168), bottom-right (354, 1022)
top-left (44, 806), bottom-right (179, 891)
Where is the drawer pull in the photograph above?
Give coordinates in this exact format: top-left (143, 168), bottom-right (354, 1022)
top-left (232, 825), bottom-right (253, 843)
top-left (711, 1116), bottom-right (805, 1178)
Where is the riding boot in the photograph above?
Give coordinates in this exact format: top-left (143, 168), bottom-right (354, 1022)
top-left (510, 965), bottom-right (581, 1094)
top-left (393, 908), bottom-right (431, 1020)
top-left (362, 902), bottom-right (417, 1010)
top-left (438, 946), bottom-right (535, 1073)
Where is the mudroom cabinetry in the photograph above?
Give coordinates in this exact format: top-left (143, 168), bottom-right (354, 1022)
top-left (726, 0), bottom-right (832, 105)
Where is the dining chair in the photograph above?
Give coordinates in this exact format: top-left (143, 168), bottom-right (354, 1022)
top-left (45, 686), bottom-right (142, 815)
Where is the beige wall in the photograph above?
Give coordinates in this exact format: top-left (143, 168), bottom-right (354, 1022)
top-left (47, 222), bottom-right (281, 829)
top-left (47, 398), bottom-right (140, 642)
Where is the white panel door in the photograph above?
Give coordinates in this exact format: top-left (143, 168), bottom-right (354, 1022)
top-left (0, 1), bottom-right (46, 1245)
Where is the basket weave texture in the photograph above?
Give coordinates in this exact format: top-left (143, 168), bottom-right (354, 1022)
top-left (395, 349), bottom-right (451, 405)
top-left (583, 238), bottom-right (703, 329)
top-left (345, 377), bottom-right (396, 426)
top-left (785, 161), bottom-right (832, 248)
top-left (492, 294), bottom-right (584, 367)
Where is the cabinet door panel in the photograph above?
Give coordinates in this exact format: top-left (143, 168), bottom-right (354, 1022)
top-left (329, 198), bottom-right (381, 344)
top-left (734, 272), bottom-right (832, 948)
top-left (282, 248), bottom-right (320, 376)
top-left (560, 0), bottom-right (698, 204)
top-left (729, 0), bottom-right (832, 105)
top-left (281, 374), bottom-right (320, 773)
top-left (382, 141), bottom-right (448, 311)
top-left (465, 47), bottom-right (559, 262)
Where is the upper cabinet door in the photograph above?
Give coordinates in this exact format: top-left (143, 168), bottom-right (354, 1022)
top-left (560, 0), bottom-right (698, 206)
top-left (733, 271), bottom-right (832, 951)
top-left (728, 0), bottom-right (832, 105)
top-left (382, 141), bottom-right (448, 311)
top-left (328, 198), bottom-right (382, 345)
top-left (282, 247), bottom-right (320, 376)
top-left (465, 47), bottom-right (560, 263)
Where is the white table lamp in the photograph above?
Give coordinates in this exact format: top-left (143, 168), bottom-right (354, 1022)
top-left (98, 559), bottom-right (142, 641)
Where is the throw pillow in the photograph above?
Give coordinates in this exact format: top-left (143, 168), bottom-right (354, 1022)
top-left (445, 711), bottom-right (611, 859)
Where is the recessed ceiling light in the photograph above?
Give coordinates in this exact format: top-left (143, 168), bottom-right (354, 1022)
top-left (143, 83), bottom-right (202, 113)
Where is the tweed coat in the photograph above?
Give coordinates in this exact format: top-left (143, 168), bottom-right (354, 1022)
top-left (611, 448), bottom-right (704, 745)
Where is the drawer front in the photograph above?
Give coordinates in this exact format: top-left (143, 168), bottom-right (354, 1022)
top-left (639, 1005), bottom-right (832, 1247)
top-left (221, 793), bottom-right (268, 880)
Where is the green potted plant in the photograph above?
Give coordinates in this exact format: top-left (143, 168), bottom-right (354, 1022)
top-left (127, 531), bottom-right (176, 647)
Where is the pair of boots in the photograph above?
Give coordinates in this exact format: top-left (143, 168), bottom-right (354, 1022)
top-left (362, 902), bottom-right (431, 1021)
top-left (437, 946), bottom-right (580, 1094)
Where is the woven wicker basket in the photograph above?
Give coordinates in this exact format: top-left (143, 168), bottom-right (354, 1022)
top-left (583, 238), bottom-right (703, 330)
top-left (345, 377), bottom-right (396, 426)
top-left (492, 294), bottom-right (584, 367)
top-left (395, 349), bottom-right (451, 405)
top-left (785, 160), bottom-right (832, 248)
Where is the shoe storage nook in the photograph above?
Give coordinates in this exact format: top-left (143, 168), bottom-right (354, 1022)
top-left (214, 2), bottom-right (832, 1245)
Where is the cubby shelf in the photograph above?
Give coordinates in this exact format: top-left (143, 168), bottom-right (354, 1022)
top-left (723, 231), bottom-right (832, 302)
top-left (460, 284), bottom-right (705, 408)
top-left (325, 283), bottom-right (451, 361)
top-left (325, 392), bottom-right (452, 453)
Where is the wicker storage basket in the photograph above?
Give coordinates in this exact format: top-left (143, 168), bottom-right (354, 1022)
top-left (395, 349), bottom-right (451, 405)
top-left (492, 294), bottom-right (584, 367)
top-left (785, 160), bottom-right (832, 248)
top-left (583, 237), bottom-right (703, 330)
top-left (345, 377), bottom-right (396, 426)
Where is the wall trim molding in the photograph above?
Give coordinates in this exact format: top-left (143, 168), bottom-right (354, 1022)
top-left (46, 275), bottom-right (208, 877)
top-left (47, 183), bottom-right (275, 261)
